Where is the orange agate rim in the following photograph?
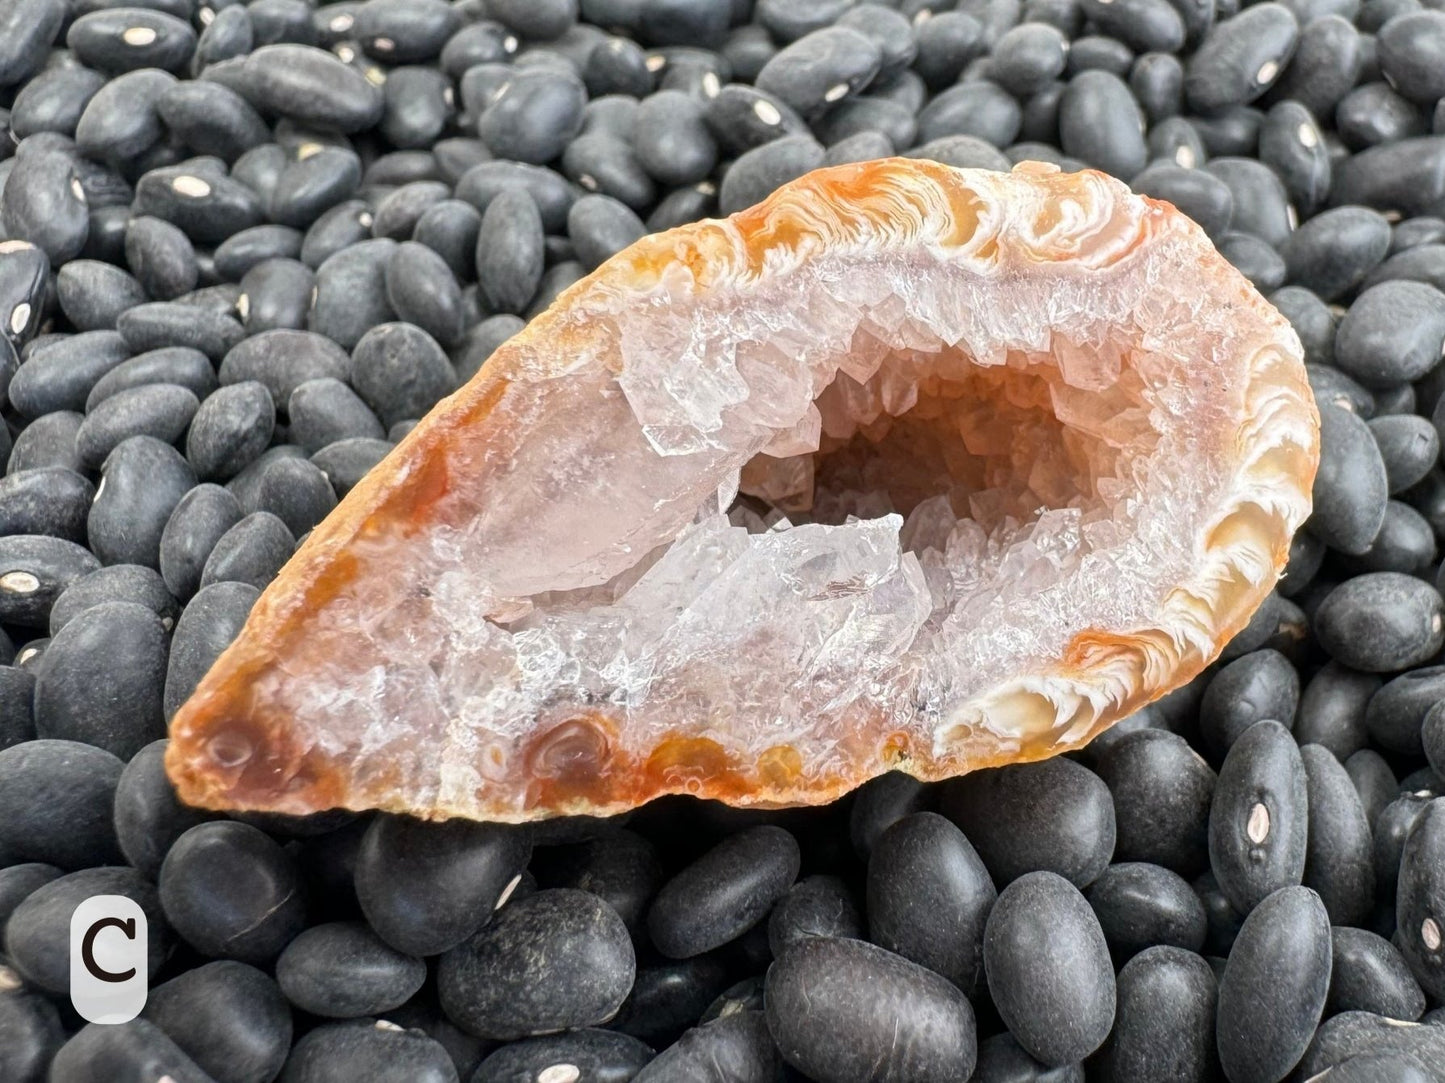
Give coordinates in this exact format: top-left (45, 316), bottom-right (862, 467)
top-left (166, 159), bottom-right (1320, 822)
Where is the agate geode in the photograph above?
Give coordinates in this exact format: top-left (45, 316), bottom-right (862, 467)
top-left (167, 159), bottom-right (1320, 822)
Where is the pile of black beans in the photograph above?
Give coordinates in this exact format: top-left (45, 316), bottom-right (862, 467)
top-left (3, 0), bottom-right (1445, 1079)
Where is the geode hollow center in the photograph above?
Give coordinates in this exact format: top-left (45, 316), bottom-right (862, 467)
top-left (167, 160), bottom-right (1319, 822)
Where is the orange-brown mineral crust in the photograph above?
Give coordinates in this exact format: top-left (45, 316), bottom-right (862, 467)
top-left (166, 159), bottom-right (1321, 823)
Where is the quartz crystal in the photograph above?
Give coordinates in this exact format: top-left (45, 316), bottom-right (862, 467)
top-left (167, 159), bottom-right (1320, 822)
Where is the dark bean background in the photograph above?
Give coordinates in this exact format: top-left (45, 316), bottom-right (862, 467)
top-left (1, 0), bottom-right (1445, 1080)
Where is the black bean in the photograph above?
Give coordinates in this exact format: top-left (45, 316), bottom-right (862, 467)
top-left (353, 813), bottom-right (530, 957)
top-left (1375, 10), bottom-right (1445, 105)
top-left (1376, 793), bottom-right (1432, 899)
top-left (646, 824), bottom-right (798, 958)
top-left (1341, 498), bottom-right (1436, 575)
top-left (1130, 162), bottom-right (1233, 238)
top-left (159, 820), bottom-right (306, 965)
top-left (476, 188), bottom-right (546, 315)
top-left (0, 148), bottom-right (88, 264)
top-left (473, 1029), bottom-right (654, 1083)
top-left (1258, 101), bottom-right (1330, 217)
top-left (211, 227), bottom-right (302, 284)
top-left (1268, 16), bottom-right (1358, 120)
top-left (1315, 572), bottom-right (1445, 672)
top-left (54, 259), bottom-right (145, 332)
top-left (87, 435), bottom-right (196, 570)
top-left (718, 134), bottom-right (825, 215)
top-left (1085, 862), bottom-right (1208, 960)
top-left (759, 874), bottom-right (857, 959)
top-left (584, 36), bottom-right (652, 97)
top-left (75, 383), bottom-right (199, 470)
top-left (111, 739), bottom-right (208, 881)
top-left (531, 828), bottom-right (661, 937)
top-left (476, 67), bottom-right (587, 165)
top-left (0, 979), bottom-right (61, 1083)
top-left (438, 888), bottom-right (633, 1040)
top-left (1208, 719), bottom-right (1308, 913)
top-left (914, 11), bottom-right (986, 88)
top-left (608, 954), bottom-right (731, 1046)
top-left (31, 600), bottom-right (166, 758)
top-left (125, 214), bottom-right (198, 302)
top-left (179, 382), bottom-right (270, 484)
top-left (0, 738), bottom-right (123, 868)
top-left (1342, 750), bottom-right (1395, 833)
top-left (1095, 946), bottom-right (1218, 1083)
top-left (230, 45), bottom-right (384, 132)
top-left (348, 321), bottom-right (456, 430)
top-left (1066, 35), bottom-right (1135, 78)
top-left (310, 437), bottom-right (392, 497)
top-left (163, 580), bottom-right (257, 716)
top-left (1205, 157), bottom-right (1293, 247)
top-left (1198, 648), bottom-right (1300, 756)
top-left (278, 1019), bottom-right (459, 1083)
top-left (754, 27), bottom-right (881, 119)
top-left (1218, 231), bottom-right (1288, 290)
top-left (1294, 207), bottom-right (1396, 301)
top-left (74, 67), bottom-right (175, 163)
top-left (159, 484), bottom-right (245, 601)
top-left (561, 131), bottom-right (657, 209)
top-left (0, 0), bottom-right (63, 86)
top-left (627, 1011), bottom-right (774, 1083)
top-left (1293, 661), bottom-right (1377, 761)
top-left (916, 81), bottom-right (1018, 150)
top-left (353, 0), bottom-right (459, 62)
top-left (246, 454), bottom-right (337, 535)
top-left (299, 200), bottom-right (373, 270)
top-left (237, 257), bottom-right (314, 334)
top-left (1392, 216), bottom-right (1445, 254)
top-left (989, 23), bottom-right (1068, 97)
top-left (1333, 281), bottom-right (1445, 389)
top-left (200, 511), bottom-right (294, 590)
top-left (766, 936), bottom-right (976, 1083)
top-left (630, 89), bottom-right (716, 186)
top-left (1334, 137), bottom-right (1445, 220)
top-left (382, 242), bottom-right (464, 348)
top-left (1301, 1011), bottom-right (1445, 1078)
top-left (1298, 744), bottom-right (1375, 927)
top-left (864, 810), bottom-right (995, 994)
top-left (268, 148), bottom-right (362, 231)
top-left (566, 193), bottom-right (646, 272)
top-left (1338, 82), bottom-right (1426, 150)
top-left (143, 960), bottom-right (293, 1083)
top-left (0, 534), bottom-right (100, 627)
top-left (1397, 797), bottom-right (1445, 1000)
top-left (1082, 0), bottom-right (1185, 53)
top-left (405, 203), bottom-right (478, 288)
top-left (1096, 729), bottom-right (1215, 879)
top-left (0, 468), bottom-right (93, 543)
top-left (1370, 414), bottom-right (1438, 495)
top-left (1184, 3), bottom-right (1298, 112)
top-left (1329, 926), bottom-right (1426, 1020)
top-left (288, 379), bottom-right (385, 453)
top-left (1309, 402), bottom-right (1389, 555)
top-left (941, 757), bottom-right (1116, 889)
top-left (11, 66), bottom-right (105, 142)
top-left (456, 160), bottom-right (576, 233)
top-left (275, 921), bottom-right (426, 1019)
top-left (194, 3), bottom-right (254, 69)
top-left (1147, 114), bottom-right (1207, 167)
top-left (847, 771), bottom-right (930, 861)
top-left (1214, 886), bottom-right (1331, 1083)
top-left (371, 180), bottom-right (451, 241)
top-left (116, 300), bottom-right (244, 363)
top-left (6, 865), bottom-right (168, 993)
top-left (49, 563), bottom-right (177, 636)
top-left (1127, 53), bottom-right (1183, 125)
top-left (67, 9), bottom-right (195, 74)
top-left (983, 870), bottom-right (1114, 1066)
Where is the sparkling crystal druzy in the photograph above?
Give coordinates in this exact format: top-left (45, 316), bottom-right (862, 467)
top-left (167, 159), bottom-right (1320, 822)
